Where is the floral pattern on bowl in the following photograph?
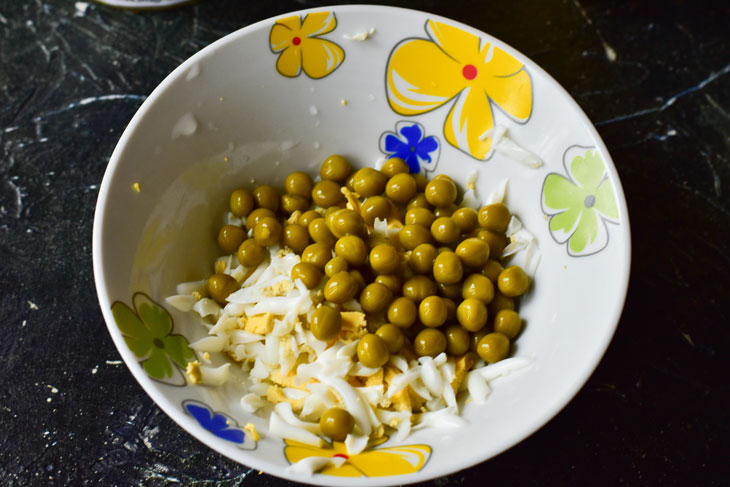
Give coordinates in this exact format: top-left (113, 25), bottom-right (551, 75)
top-left (183, 400), bottom-right (257, 450)
top-left (111, 293), bottom-right (194, 386)
top-left (541, 145), bottom-right (620, 256)
top-left (269, 11), bottom-right (345, 79)
top-left (386, 20), bottom-right (532, 161)
top-left (285, 437), bottom-right (431, 477)
top-left (379, 121), bottom-right (440, 174)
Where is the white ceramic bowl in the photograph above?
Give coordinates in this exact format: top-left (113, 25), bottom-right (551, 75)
top-left (93, 5), bottom-right (630, 485)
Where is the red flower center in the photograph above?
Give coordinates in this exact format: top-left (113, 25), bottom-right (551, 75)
top-left (462, 64), bottom-right (478, 80)
top-left (292, 36), bottom-right (301, 46)
top-left (333, 453), bottom-right (349, 459)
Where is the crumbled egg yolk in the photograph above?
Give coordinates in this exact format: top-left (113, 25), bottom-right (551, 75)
top-left (186, 360), bottom-right (202, 384)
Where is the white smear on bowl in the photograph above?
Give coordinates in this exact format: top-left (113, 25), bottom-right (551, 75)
top-left (280, 140), bottom-right (298, 151)
top-left (309, 105), bottom-right (319, 116)
top-left (313, 141), bottom-right (321, 150)
top-left (186, 63), bottom-right (201, 81)
top-left (172, 113), bottom-right (198, 139)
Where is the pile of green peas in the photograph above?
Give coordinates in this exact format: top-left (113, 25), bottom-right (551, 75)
top-left (207, 154), bottom-right (531, 380)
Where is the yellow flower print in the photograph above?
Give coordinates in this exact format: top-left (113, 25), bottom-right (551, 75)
top-left (284, 437), bottom-right (431, 477)
top-left (387, 20), bottom-right (532, 160)
top-left (269, 12), bottom-right (345, 79)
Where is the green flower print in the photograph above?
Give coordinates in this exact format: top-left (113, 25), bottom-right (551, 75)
top-left (541, 147), bottom-right (619, 256)
top-left (111, 293), bottom-right (195, 385)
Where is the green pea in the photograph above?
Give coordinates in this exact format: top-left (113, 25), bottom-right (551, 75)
top-left (369, 244), bottom-right (401, 275)
top-left (285, 171), bottom-right (314, 198)
top-left (494, 309), bottom-right (522, 339)
top-left (320, 407), bottom-right (354, 441)
top-left (323, 271), bottom-right (358, 303)
top-left (387, 297), bottom-right (417, 328)
top-left (433, 251), bottom-right (463, 284)
top-left (310, 305), bottom-right (342, 341)
top-left (237, 239), bottom-right (267, 267)
top-left (217, 225), bottom-right (245, 254)
top-left (253, 185), bottom-right (279, 212)
top-left (320, 155), bottom-right (352, 183)
top-left (334, 235), bottom-right (368, 267)
top-left (457, 298), bottom-right (488, 332)
top-left (380, 157), bottom-right (409, 178)
top-left (357, 333), bottom-right (390, 368)
top-left (462, 273), bottom-right (495, 303)
top-left (413, 328), bottom-right (447, 357)
top-left (418, 296), bottom-right (448, 328)
top-left (291, 262), bottom-right (322, 289)
top-left (206, 273), bottom-right (238, 305)
top-left (324, 256), bottom-right (348, 277)
top-left (359, 282), bottom-right (393, 314)
top-left (478, 203), bottom-right (511, 233)
top-left (477, 332), bottom-right (510, 363)
top-left (376, 324), bottom-right (405, 353)
top-left (253, 216), bottom-right (282, 246)
top-left (402, 275), bottom-right (437, 302)
top-left (229, 188), bottom-right (254, 217)
top-left (312, 180), bottom-right (345, 207)
top-left (497, 266), bottom-right (530, 297)
top-left (282, 224), bottom-right (310, 254)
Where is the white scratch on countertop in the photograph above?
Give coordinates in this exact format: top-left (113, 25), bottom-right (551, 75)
top-left (571, 0), bottom-right (616, 62)
top-left (700, 150), bottom-right (722, 198)
top-left (3, 180), bottom-right (23, 218)
top-left (28, 300), bottom-right (39, 310)
top-left (35, 39), bottom-right (53, 63)
top-left (33, 94), bottom-right (147, 121)
top-left (141, 426), bottom-right (159, 450)
top-left (596, 62), bottom-right (730, 126)
top-left (105, 360), bottom-right (122, 365)
top-left (74, 2), bottom-right (89, 17)
top-left (705, 93), bottom-right (730, 120)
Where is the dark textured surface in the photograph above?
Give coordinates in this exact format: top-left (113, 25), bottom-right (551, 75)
top-left (1, 0), bottom-right (729, 485)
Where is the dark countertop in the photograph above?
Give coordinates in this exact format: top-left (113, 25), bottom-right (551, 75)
top-left (1, 0), bottom-right (729, 485)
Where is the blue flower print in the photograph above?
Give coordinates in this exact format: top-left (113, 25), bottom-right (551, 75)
top-left (183, 400), bottom-right (255, 449)
top-left (379, 121), bottom-right (440, 174)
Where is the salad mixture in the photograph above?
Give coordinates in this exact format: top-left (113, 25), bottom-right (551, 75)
top-left (166, 155), bottom-right (539, 467)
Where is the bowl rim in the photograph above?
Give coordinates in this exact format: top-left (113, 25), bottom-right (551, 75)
top-left (92, 4), bottom-right (632, 485)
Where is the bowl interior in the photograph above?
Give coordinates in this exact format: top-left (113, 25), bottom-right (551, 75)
top-left (93, 5), bottom-right (630, 486)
